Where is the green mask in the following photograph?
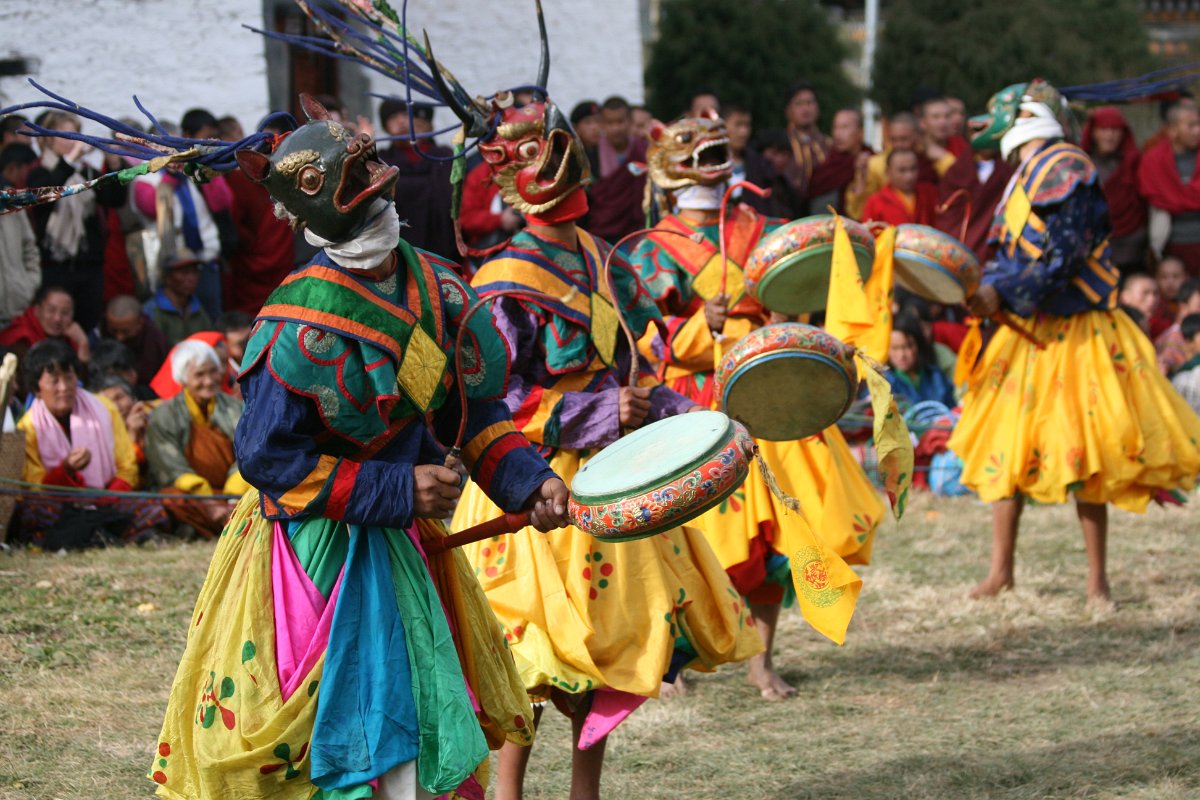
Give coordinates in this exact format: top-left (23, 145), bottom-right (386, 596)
top-left (970, 82), bottom-right (1026, 153)
top-left (235, 95), bottom-right (400, 243)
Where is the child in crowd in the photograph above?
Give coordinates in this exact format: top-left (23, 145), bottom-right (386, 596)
top-left (1156, 279), bottom-right (1200, 374)
top-left (1118, 272), bottom-right (1159, 329)
top-left (861, 148), bottom-right (938, 226)
top-left (1171, 313), bottom-right (1200, 414)
top-left (1151, 256), bottom-right (1187, 338)
top-left (886, 312), bottom-right (957, 409)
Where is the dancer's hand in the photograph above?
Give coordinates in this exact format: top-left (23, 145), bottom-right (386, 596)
top-left (414, 465), bottom-right (462, 517)
top-left (618, 386), bottom-right (652, 428)
top-left (967, 284), bottom-right (1001, 318)
top-left (527, 477), bottom-right (569, 531)
top-left (704, 293), bottom-right (730, 335)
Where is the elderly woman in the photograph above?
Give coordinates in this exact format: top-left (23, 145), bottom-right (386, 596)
top-left (18, 339), bottom-right (165, 546)
top-left (145, 339), bottom-right (247, 538)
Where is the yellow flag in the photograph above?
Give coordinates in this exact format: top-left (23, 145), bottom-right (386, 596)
top-left (824, 215), bottom-right (875, 347)
top-left (856, 225), bottom-right (896, 364)
top-left (953, 317), bottom-right (983, 387)
top-left (859, 355), bottom-right (914, 519)
top-left (790, 513), bottom-right (862, 646)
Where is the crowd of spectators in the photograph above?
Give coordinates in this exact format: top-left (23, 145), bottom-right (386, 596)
top-left (4, 79), bottom-right (1200, 543)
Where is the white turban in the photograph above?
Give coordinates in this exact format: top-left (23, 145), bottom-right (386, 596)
top-left (171, 340), bottom-right (221, 386)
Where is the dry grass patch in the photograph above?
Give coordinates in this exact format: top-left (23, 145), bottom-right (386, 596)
top-left (1, 494), bottom-right (1197, 799)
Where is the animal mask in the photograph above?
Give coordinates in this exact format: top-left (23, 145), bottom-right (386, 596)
top-left (645, 114), bottom-right (733, 191)
top-left (477, 94), bottom-right (591, 215)
top-left (235, 95), bottom-right (399, 242)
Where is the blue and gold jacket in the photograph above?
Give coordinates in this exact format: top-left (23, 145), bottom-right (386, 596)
top-left (984, 140), bottom-right (1119, 317)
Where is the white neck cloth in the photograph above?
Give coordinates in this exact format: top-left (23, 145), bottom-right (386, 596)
top-left (674, 183), bottom-right (725, 211)
top-left (304, 199), bottom-right (401, 270)
top-left (1000, 101), bottom-right (1065, 162)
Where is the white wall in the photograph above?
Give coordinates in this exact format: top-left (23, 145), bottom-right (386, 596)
top-left (0, 0), bottom-right (644, 144)
top-left (0, 0), bottom-right (270, 139)
top-left (382, 0), bottom-right (645, 119)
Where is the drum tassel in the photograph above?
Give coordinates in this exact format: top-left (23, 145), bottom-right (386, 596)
top-left (753, 448), bottom-right (802, 514)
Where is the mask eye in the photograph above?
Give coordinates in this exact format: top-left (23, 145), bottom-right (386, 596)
top-left (677, 132), bottom-right (692, 144)
top-left (480, 144), bottom-right (505, 164)
top-left (299, 165), bottom-right (323, 195)
top-left (518, 140), bottom-right (540, 160)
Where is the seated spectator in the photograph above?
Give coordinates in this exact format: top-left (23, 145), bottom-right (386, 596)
top-left (217, 311), bottom-right (253, 371)
top-left (150, 331), bottom-right (236, 399)
top-left (1170, 313), bottom-right (1200, 413)
top-left (91, 373), bottom-right (150, 474)
top-left (98, 294), bottom-right (170, 388)
top-left (856, 113), bottom-right (919, 219)
top-left (886, 314), bottom-right (956, 408)
top-left (0, 285), bottom-right (91, 367)
top-left (146, 340), bottom-right (246, 538)
top-left (0, 144), bottom-right (42, 328)
top-left (1156, 279), bottom-right (1200, 374)
top-left (1118, 272), bottom-right (1160, 329)
top-left (17, 339), bottom-right (166, 545)
top-left (862, 149), bottom-right (938, 226)
top-left (144, 249), bottom-right (214, 348)
top-left (1150, 256), bottom-right (1187, 338)
top-left (1137, 101), bottom-right (1200, 275)
top-left (90, 338), bottom-right (156, 401)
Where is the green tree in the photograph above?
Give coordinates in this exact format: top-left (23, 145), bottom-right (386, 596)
top-left (872, 0), bottom-right (1154, 116)
top-left (645, 0), bottom-right (858, 129)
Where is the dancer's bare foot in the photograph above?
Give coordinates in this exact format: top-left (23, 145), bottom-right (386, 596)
top-left (747, 656), bottom-right (796, 701)
top-left (1086, 581), bottom-right (1114, 614)
top-left (659, 674), bottom-right (688, 699)
top-left (968, 573), bottom-right (1014, 599)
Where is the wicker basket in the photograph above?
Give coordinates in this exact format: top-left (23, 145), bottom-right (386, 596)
top-left (0, 429), bottom-right (21, 541)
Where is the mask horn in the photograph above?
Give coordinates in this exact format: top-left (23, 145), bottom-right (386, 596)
top-left (299, 93), bottom-right (331, 121)
top-left (423, 31), bottom-right (491, 137)
top-left (533, 0), bottom-right (550, 100)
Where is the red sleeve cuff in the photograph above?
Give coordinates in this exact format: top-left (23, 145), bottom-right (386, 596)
top-left (43, 466), bottom-right (84, 487)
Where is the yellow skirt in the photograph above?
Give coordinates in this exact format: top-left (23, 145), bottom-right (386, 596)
top-left (948, 310), bottom-right (1200, 511)
top-left (452, 450), bottom-right (764, 699)
top-left (152, 492), bottom-right (531, 800)
top-left (700, 427), bottom-right (885, 574)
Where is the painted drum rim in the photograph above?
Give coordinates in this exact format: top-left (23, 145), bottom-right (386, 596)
top-left (892, 223), bottom-right (981, 303)
top-left (568, 424), bottom-right (754, 541)
top-left (568, 438), bottom-right (748, 544)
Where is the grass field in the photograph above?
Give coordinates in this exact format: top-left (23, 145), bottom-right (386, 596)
top-left (1, 493), bottom-right (1198, 799)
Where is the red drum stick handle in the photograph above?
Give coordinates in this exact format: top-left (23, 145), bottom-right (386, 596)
top-left (424, 511), bottom-right (531, 554)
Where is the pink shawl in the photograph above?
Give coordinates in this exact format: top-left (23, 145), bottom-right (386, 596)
top-left (30, 390), bottom-right (118, 488)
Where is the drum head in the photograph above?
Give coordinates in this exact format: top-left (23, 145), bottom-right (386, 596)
top-left (892, 252), bottom-right (968, 304)
top-left (756, 246), bottom-right (873, 315)
top-left (722, 353), bottom-right (854, 441)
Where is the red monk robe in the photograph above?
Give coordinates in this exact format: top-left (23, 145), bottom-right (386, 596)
top-left (1138, 136), bottom-right (1200, 275)
top-left (862, 183), bottom-right (938, 227)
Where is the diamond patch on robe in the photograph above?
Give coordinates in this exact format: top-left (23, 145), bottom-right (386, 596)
top-left (590, 291), bottom-right (620, 366)
top-left (397, 325), bottom-right (448, 411)
top-left (691, 252), bottom-right (745, 307)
